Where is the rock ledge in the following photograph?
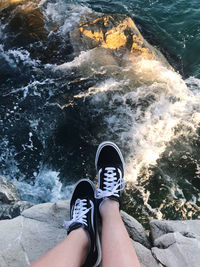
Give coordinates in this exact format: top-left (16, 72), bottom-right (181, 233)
top-left (0, 200), bottom-right (199, 267)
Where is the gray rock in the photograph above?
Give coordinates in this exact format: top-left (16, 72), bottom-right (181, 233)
top-left (132, 241), bottom-right (161, 267)
top-left (0, 201), bottom-right (34, 220)
top-left (152, 232), bottom-right (200, 267)
top-left (0, 177), bottom-right (34, 220)
top-left (0, 176), bottom-right (20, 204)
top-left (0, 254), bottom-right (8, 267)
top-left (0, 200), bottom-right (200, 267)
top-left (150, 220), bottom-right (200, 242)
top-left (13, 201), bottom-right (34, 215)
top-left (0, 201), bottom-right (69, 267)
top-left (0, 203), bottom-right (15, 219)
top-left (22, 200), bottom-right (70, 227)
top-left (121, 210), bottom-right (151, 248)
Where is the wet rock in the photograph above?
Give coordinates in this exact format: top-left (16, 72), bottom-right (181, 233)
top-left (71, 15), bottom-right (149, 54)
top-left (121, 210), bottom-right (151, 248)
top-left (0, 177), bottom-right (34, 220)
top-left (13, 201), bottom-right (34, 216)
top-left (70, 14), bottom-right (171, 68)
top-left (2, 0), bottom-right (47, 44)
top-left (0, 0), bottom-right (72, 64)
top-left (0, 203), bottom-right (14, 220)
top-left (0, 201), bottom-right (34, 220)
top-left (0, 176), bottom-right (20, 204)
top-left (150, 219), bottom-right (200, 242)
top-left (152, 232), bottom-right (200, 267)
top-left (0, 0), bottom-right (26, 12)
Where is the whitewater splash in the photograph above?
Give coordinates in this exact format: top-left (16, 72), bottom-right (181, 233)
top-left (11, 168), bottom-right (74, 203)
top-left (0, 1), bottom-right (199, 224)
top-left (54, 11), bottom-right (200, 222)
top-left (56, 14), bottom-right (200, 179)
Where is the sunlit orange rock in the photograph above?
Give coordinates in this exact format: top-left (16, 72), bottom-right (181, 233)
top-left (71, 14), bottom-right (156, 59)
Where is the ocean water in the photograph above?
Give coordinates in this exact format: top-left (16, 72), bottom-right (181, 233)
top-left (0, 0), bottom-right (200, 227)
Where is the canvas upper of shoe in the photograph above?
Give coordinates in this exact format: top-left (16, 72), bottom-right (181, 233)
top-left (63, 179), bottom-right (101, 267)
top-left (95, 142), bottom-right (125, 206)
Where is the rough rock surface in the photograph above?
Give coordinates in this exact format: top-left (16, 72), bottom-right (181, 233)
top-left (0, 201), bottom-right (69, 267)
top-left (132, 241), bottom-right (161, 267)
top-left (0, 176), bottom-right (20, 204)
top-left (70, 14), bottom-right (171, 72)
top-left (0, 201), bottom-right (199, 267)
top-left (121, 210), bottom-right (151, 248)
top-left (152, 232), bottom-right (200, 267)
top-left (150, 219), bottom-right (200, 242)
top-left (0, 201), bottom-right (33, 220)
top-left (0, 200), bottom-right (158, 267)
top-left (0, 177), bottom-right (34, 220)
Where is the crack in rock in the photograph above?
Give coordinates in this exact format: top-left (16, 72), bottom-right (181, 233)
top-left (18, 216), bottom-right (30, 266)
top-left (21, 213), bottom-right (66, 230)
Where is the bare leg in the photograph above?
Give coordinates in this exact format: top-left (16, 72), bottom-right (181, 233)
top-left (100, 199), bottom-right (141, 267)
top-left (29, 228), bottom-right (89, 267)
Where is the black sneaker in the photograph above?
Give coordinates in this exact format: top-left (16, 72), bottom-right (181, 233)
top-left (95, 141), bottom-right (125, 206)
top-left (63, 179), bottom-right (101, 267)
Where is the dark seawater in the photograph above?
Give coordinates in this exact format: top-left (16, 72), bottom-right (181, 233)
top-left (0, 0), bottom-right (200, 227)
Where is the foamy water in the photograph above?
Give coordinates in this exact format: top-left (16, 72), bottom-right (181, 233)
top-left (0, 1), bottom-right (199, 222)
top-left (11, 168), bottom-right (74, 202)
top-left (57, 46), bottom-right (200, 181)
top-left (55, 40), bottom-right (200, 221)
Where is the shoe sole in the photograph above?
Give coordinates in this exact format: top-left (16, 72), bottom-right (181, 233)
top-left (95, 141), bottom-right (125, 171)
top-left (70, 178), bottom-right (102, 267)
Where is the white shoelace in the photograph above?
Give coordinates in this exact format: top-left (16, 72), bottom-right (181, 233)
top-left (95, 167), bottom-right (125, 199)
top-left (63, 198), bottom-right (91, 229)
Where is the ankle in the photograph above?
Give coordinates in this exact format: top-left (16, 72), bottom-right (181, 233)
top-left (69, 228), bottom-right (90, 251)
top-left (67, 228), bottom-right (90, 265)
top-left (100, 198), bottom-right (120, 218)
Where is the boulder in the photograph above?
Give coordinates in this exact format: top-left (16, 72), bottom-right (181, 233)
top-left (70, 14), bottom-right (171, 69)
top-left (13, 201), bottom-right (34, 216)
top-left (0, 177), bottom-right (34, 220)
top-left (21, 200), bottom-right (70, 227)
top-left (0, 201), bottom-right (34, 220)
top-left (0, 201), bottom-right (69, 267)
top-left (0, 203), bottom-right (14, 220)
top-left (120, 210), bottom-right (151, 248)
top-left (0, 176), bottom-right (20, 204)
top-left (0, 0), bottom-right (27, 12)
top-left (0, 199), bottom-right (200, 267)
top-left (152, 232), bottom-right (200, 267)
top-left (132, 241), bottom-right (161, 267)
top-left (150, 219), bottom-right (200, 242)
top-left (0, 0), bottom-right (46, 40)
top-left (0, 254), bottom-right (7, 267)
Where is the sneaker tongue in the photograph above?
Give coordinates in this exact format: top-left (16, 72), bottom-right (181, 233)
top-left (75, 197), bottom-right (89, 205)
top-left (72, 197), bottom-right (91, 221)
top-left (103, 165), bottom-right (123, 173)
top-left (67, 197), bottom-right (92, 232)
top-left (101, 166), bottom-right (120, 177)
top-left (99, 167), bottom-right (119, 191)
top-left (74, 197), bottom-right (91, 210)
top-left (100, 166), bottom-right (117, 172)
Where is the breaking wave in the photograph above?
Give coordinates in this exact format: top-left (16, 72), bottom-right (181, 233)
top-left (0, 0), bottom-right (199, 225)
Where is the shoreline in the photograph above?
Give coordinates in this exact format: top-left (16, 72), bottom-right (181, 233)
top-left (0, 176), bottom-right (200, 267)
